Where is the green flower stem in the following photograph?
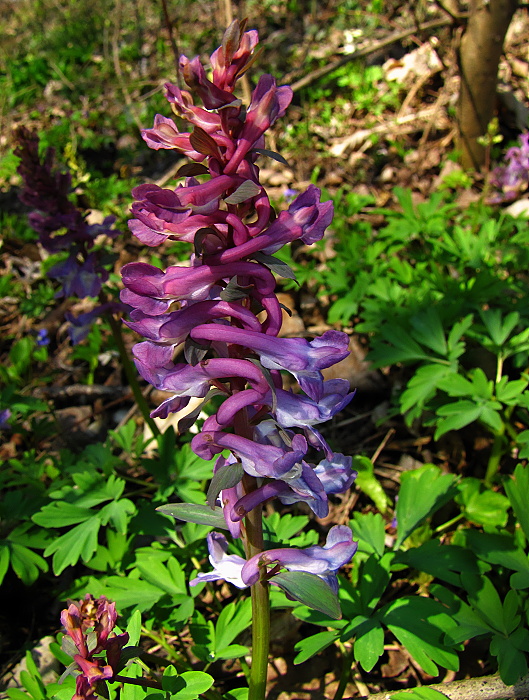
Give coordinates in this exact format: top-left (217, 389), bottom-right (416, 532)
top-left (140, 626), bottom-right (186, 666)
top-left (484, 428), bottom-right (506, 487)
top-left (235, 403), bottom-right (270, 700)
top-left (333, 642), bottom-right (354, 700)
top-left (245, 500), bottom-right (270, 700)
top-left (433, 512), bottom-right (465, 535)
top-left (105, 311), bottom-right (160, 436)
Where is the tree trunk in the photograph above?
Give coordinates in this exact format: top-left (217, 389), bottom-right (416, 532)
top-left (457, 0), bottom-right (518, 170)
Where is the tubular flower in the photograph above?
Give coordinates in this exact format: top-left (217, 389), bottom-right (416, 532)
top-left (121, 21), bottom-right (358, 599)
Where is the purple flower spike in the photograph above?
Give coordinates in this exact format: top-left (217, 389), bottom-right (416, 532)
top-left (118, 21), bottom-right (358, 615)
top-left (225, 75), bottom-right (293, 174)
top-left (194, 527), bottom-right (357, 594)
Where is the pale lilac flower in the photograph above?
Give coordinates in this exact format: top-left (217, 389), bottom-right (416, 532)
top-left (191, 532), bottom-right (247, 588)
top-left (242, 525), bottom-right (358, 592)
top-left (193, 527), bottom-right (357, 594)
top-left (0, 409), bottom-right (11, 430)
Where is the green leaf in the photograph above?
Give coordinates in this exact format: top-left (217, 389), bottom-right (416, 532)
top-left (9, 543), bottom-right (48, 584)
top-left (459, 531), bottom-right (529, 579)
top-left (447, 314), bottom-right (473, 356)
top-left (495, 377), bottom-right (528, 404)
top-left (504, 464), bottom-right (529, 540)
top-left (395, 465), bottom-right (456, 548)
top-left (170, 671), bottom-right (214, 700)
top-left (206, 461), bottom-right (244, 508)
top-left (353, 619), bottom-right (385, 672)
top-left (456, 479), bottom-right (509, 528)
top-left (6, 690), bottom-right (32, 700)
top-left (0, 544), bottom-right (10, 584)
top-left (490, 629), bottom-right (529, 685)
top-left (434, 401), bottom-right (484, 439)
top-left (437, 373), bottom-right (475, 398)
top-left (502, 590), bottom-right (521, 635)
top-left (293, 630), bottom-right (338, 664)
top-left (215, 599), bottom-right (252, 651)
top-left (32, 502), bottom-right (94, 527)
top-left (156, 503), bottom-right (227, 529)
top-left (44, 517), bottom-right (100, 575)
top-left (358, 554), bottom-right (391, 612)
top-left (214, 645), bottom-right (249, 660)
top-left (461, 573), bottom-right (505, 633)
top-left (135, 558), bottom-right (188, 597)
top-left (480, 309), bottom-right (519, 346)
top-left (401, 540), bottom-right (479, 587)
top-left (190, 610), bottom-right (215, 656)
top-left (97, 576), bottom-right (165, 611)
top-left (126, 610), bottom-right (142, 646)
top-left (383, 596), bottom-right (460, 675)
top-left (409, 308), bottom-right (447, 356)
top-left (271, 571), bottom-right (342, 619)
top-left (19, 667), bottom-right (45, 700)
top-left (352, 456), bottom-right (389, 514)
top-left (350, 512), bottom-right (386, 557)
top-left (368, 325), bottom-right (431, 367)
top-left (223, 690), bottom-right (248, 700)
top-left (391, 689), bottom-right (450, 700)
top-left (99, 499), bottom-right (136, 534)
top-left (400, 364), bottom-right (453, 415)
top-left (162, 665), bottom-right (180, 693)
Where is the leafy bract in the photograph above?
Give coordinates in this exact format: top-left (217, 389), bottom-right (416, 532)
top-left (271, 571), bottom-right (342, 620)
top-left (157, 503), bottom-right (227, 529)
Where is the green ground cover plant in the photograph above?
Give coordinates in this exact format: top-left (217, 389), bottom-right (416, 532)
top-left (1, 4), bottom-right (529, 700)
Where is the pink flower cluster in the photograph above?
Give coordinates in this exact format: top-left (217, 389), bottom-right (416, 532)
top-left (61, 595), bottom-right (129, 700)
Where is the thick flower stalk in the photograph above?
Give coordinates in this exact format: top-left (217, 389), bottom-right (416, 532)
top-left (121, 20), bottom-right (358, 700)
top-left (14, 127), bottom-right (120, 342)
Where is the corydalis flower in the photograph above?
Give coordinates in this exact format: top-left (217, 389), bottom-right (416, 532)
top-left (14, 128), bottom-right (120, 343)
top-left (490, 132), bottom-right (529, 202)
top-left (121, 21), bottom-right (357, 599)
top-left (193, 527), bottom-right (357, 594)
top-left (61, 595), bottom-right (129, 700)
